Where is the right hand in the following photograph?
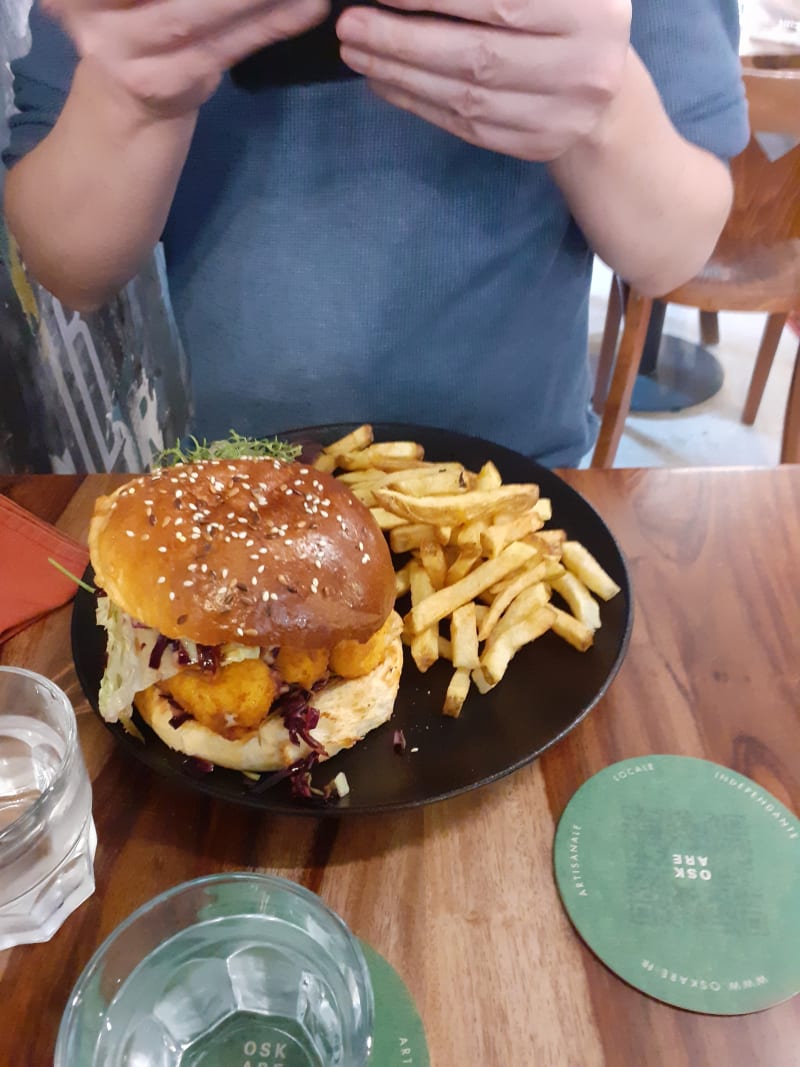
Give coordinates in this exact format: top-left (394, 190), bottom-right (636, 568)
top-left (45, 0), bottom-right (330, 118)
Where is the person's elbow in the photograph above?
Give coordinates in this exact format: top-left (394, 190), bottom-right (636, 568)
top-left (4, 177), bottom-right (123, 315)
top-left (629, 164), bottom-right (734, 299)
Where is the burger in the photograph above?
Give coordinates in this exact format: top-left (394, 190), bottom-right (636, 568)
top-left (88, 457), bottom-right (403, 781)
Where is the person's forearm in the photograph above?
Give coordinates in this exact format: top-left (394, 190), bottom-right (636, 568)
top-left (3, 58), bottom-right (197, 312)
top-left (550, 48), bottom-right (734, 298)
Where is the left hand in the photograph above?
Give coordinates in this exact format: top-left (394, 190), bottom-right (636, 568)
top-left (336, 0), bottom-right (632, 161)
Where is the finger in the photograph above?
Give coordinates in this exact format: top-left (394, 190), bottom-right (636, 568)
top-left (368, 0), bottom-right (578, 34)
top-left (91, 0), bottom-right (320, 57)
top-left (342, 45), bottom-right (548, 129)
top-left (369, 79), bottom-right (549, 158)
top-left (337, 14), bottom-right (573, 92)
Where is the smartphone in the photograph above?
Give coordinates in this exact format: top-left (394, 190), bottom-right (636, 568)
top-left (230, 0), bottom-right (378, 89)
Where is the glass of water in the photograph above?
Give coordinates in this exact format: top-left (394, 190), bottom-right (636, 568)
top-left (0, 666), bottom-right (96, 949)
top-left (56, 872), bottom-right (374, 1067)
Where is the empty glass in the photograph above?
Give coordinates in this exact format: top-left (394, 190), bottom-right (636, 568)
top-left (0, 666), bottom-right (96, 949)
top-left (56, 872), bottom-right (374, 1067)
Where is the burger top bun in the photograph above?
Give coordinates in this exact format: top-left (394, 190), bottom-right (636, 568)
top-left (89, 458), bottom-right (395, 648)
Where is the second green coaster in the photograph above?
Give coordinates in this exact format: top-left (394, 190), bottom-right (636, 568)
top-left (554, 755), bottom-right (800, 1014)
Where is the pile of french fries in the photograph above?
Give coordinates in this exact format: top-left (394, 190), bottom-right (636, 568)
top-left (313, 425), bottom-right (621, 718)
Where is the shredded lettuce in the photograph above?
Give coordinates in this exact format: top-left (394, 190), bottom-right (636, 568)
top-left (96, 599), bottom-right (265, 724)
top-left (96, 599), bottom-right (184, 724)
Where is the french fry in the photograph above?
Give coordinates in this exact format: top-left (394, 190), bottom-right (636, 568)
top-left (561, 541), bottom-right (621, 601)
top-left (338, 442), bottom-right (425, 472)
top-left (443, 668), bottom-right (471, 718)
top-left (374, 484), bottom-right (539, 526)
top-left (471, 666), bottom-right (495, 694)
top-left (477, 562), bottom-right (548, 642)
top-left (532, 529), bottom-right (567, 558)
top-left (386, 468), bottom-right (472, 497)
top-left (408, 562), bottom-right (439, 672)
top-left (533, 498), bottom-right (552, 522)
top-left (370, 507), bottom-right (409, 531)
top-left (420, 540), bottom-right (448, 590)
top-left (337, 469), bottom-right (387, 487)
top-left (446, 549), bottom-right (481, 584)
top-left (455, 518), bottom-right (490, 550)
top-left (551, 573), bottom-right (601, 631)
top-left (323, 424), bottom-right (373, 456)
top-left (550, 607), bottom-right (594, 652)
top-left (438, 635), bottom-right (453, 661)
top-left (394, 562), bottom-right (412, 598)
top-left (480, 509), bottom-right (543, 558)
top-left (475, 461), bottom-right (502, 491)
top-left (490, 583), bottom-right (551, 643)
top-left (390, 524), bottom-right (444, 555)
top-left (450, 602), bottom-right (480, 669)
top-left (406, 542), bottom-right (536, 634)
top-left (481, 606), bottom-right (555, 686)
top-left (311, 452), bottom-right (337, 473)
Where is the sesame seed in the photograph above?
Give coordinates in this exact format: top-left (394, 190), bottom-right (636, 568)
top-left (169, 591), bottom-right (176, 601)
top-left (157, 576), bottom-right (166, 584)
top-left (249, 502), bottom-right (258, 513)
top-left (200, 564), bottom-right (208, 573)
top-left (158, 546), bottom-right (167, 553)
top-left (262, 591), bottom-right (270, 602)
top-left (175, 489), bottom-right (183, 498)
top-left (362, 553), bottom-right (371, 564)
top-left (236, 626), bottom-right (244, 637)
top-left (222, 568), bottom-right (229, 579)
top-left (299, 468), bottom-right (309, 475)
top-left (144, 499), bottom-right (154, 506)
top-left (174, 517), bottom-right (184, 526)
top-left (315, 559), bottom-right (322, 569)
top-left (245, 539), bottom-right (254, 547)
top-left (176, 532), bottom-right (187, 543)
top-left (142, 534), bottom-right (150, 541)
top-left (250, 553), bottom-right (260, 561)
top-left (183, 580), bottom-right (193, 587)
top-left (125, 530), bottom-right (135, 537)
top-left (257, 565), bottom-right (265, 574)
top-left (251, 576), bottom-right (258, 586)
top-left (188, 563), bottom-right (198, 571)
top-left (227, 512), bottom-right (235, 520)
top-left (270, 592), bottom-right (278, 601)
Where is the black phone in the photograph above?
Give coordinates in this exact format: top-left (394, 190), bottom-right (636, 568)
top-left (230, 0), bottom-right (379, 89)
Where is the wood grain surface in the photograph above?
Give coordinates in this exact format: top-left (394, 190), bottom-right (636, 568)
top-left (1, 468), bottom-right (799, 1066)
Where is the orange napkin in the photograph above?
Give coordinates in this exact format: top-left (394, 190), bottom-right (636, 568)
top-left (0, 494), bottom-right (90, 643)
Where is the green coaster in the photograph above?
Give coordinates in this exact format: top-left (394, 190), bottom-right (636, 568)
top-left (554, 756), bottom-right (800, 1015)
top-left (362, 941), bottom-right (429, 1065)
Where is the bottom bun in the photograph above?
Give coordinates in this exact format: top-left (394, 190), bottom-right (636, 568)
top-left (134, 616), bottom-right (404, 772)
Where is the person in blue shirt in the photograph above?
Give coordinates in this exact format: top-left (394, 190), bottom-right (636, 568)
top-left (2, 0), bottom-right (748, 465)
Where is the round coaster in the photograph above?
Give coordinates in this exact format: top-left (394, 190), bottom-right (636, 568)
top-left (554, 756), bottom-right (800, 1015)
top-left (361, 941), bottom-right (430, 1066)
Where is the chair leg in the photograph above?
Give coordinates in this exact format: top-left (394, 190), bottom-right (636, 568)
top-left (743, 313), bottom-right (787, 425)
top-left (592, 274), bottom-right (624, 414)
top-left (699, 311), bottom-right (720, 347)
top-left (591, 291), bottom-right (654, 468)
top-left (780, 338), bottom-right (800, 464)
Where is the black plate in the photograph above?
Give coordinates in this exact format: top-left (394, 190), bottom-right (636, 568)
top-left (72, 424), bottom-right (632, 815)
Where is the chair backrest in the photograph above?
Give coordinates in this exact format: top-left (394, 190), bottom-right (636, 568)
top-left (715, 67), bottom-right (800, 257)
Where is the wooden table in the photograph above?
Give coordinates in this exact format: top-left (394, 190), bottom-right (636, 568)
top-left (1, 467), bottom-right (799, 1066)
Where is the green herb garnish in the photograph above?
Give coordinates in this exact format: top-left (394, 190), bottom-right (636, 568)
top-left (48, 558), bottom-right (96, 594)
top-left (150, 430), bottom-right (301, 469)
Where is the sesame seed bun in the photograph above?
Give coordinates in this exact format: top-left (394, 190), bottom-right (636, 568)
top-left (88, 459), bottom-right (396, 648)
top-left (133, 614), bottom-right (404, 771)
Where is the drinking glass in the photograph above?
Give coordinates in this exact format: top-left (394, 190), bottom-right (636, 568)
top-left (0, 666), bottom-right (96, 949)
top-left (56, 872), bottom-right (374, 1067)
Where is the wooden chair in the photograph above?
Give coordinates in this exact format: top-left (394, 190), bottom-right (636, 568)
top-left (592, 66), bottom-right (800, 467)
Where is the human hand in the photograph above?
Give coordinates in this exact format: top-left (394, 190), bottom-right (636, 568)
top-left (45, 0), bottom-right (331, 119)
top-left (336, 0), bottom-right (631, 161)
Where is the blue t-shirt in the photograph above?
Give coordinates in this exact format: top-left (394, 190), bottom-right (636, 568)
top-left (4, 2), bottom-right (748, 465)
